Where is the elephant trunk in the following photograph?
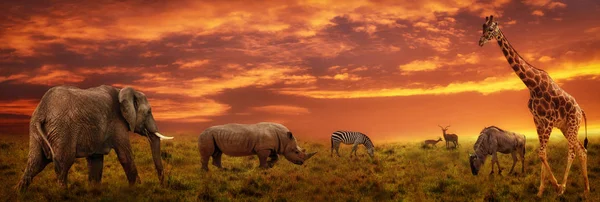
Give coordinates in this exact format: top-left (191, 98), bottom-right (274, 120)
top-left (149, 134), bottom-right (165, 184)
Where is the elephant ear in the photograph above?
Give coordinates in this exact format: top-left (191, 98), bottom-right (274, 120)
top-left (119, 87), bottom-right (137, 132)
top-left (287, 132), bottom-right (294, 140)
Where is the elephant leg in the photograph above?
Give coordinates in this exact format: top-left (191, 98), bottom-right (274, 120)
top-left (54, 156), bottom-right (75, 189)
top-left (257, 150), bottom-right (271, 169)
top-left (15, 144), bottom-right (50, 192)
top-left (114, 145), bottom-right (139, 185)
top-left (87, 154), bottom-right (104, 185)
top-left (211, 151), bottom-right (223, 169)
top-left (268, 151), bottom-right (279, 168)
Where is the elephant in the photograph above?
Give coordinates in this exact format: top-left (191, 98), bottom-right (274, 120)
top-left (198, 122), bottom-right (317, 170)
top-left (15, 85), bottom-right (174, 192)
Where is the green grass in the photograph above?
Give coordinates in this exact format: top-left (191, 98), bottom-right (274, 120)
top-left (0, 135), bottom-right (598, 201)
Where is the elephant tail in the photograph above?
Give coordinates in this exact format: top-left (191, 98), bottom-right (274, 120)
top-left (35, 120), bottom-right (55, 160)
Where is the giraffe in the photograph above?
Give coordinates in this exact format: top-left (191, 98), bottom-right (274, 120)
top-left (478, 15), bottom-right (589, 197)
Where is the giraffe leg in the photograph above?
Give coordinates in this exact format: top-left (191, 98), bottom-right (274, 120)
top-left (537, 137), bottom-right (561, 196)
top-left (536, 123), bottom-right (560, 197)
top-left (565, 125), bottom-right (590, 194)
top-left (578, 143), bottom-right (590, 194)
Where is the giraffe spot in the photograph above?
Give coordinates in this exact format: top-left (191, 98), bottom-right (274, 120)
top-left (518, 72), bottom-right (526, 79)
top-left (536, 106), bottom-right (546, 116)
top-left (559, 107), bottom-right (566, 117)
top-left (524, 79), bottom-right (536, 87)
top-left (543, 93), bottom-right (551, 101)
top-left (541, 100), bottom-right (550, 110)
top-left (503, 49), bottom-right (509, 56)
top-left (512, 64), bottom-right (520, 71)
top-left (507, 57), bottom-right (514, 64)
top-left (566, 102), bottom-right (573, 110)
top-left (526, 71), bottom-right (534, 78)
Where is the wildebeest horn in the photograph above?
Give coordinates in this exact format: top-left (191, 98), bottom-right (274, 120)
top-left (154, 132), bottom-right (174, 140)
top-left (304, 152), bottom-right (317, 160)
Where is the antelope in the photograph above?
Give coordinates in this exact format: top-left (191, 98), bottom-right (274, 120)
top-left (423, 137), bottom-right (443, 148)
top-left (439, 125), bottom-right (459, 149)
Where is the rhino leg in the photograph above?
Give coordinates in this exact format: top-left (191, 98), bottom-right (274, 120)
top-left (201, 155), bottom-right (210, 171)
top-left (212, 151), bottom-right (223, 169)
top-left (268, 151), bottom-right (278, 168)
top-left (257, 150), bottom-right (271, 169)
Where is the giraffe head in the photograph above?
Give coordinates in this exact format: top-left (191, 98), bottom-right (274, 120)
top-left (478, 15), bottom-right (500, 47)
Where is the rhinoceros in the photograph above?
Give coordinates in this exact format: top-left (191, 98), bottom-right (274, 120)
top-left (198, 122), bottom-right (317, 170)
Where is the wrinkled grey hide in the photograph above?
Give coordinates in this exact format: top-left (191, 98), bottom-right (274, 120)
top-left (15, 85), bottom-right (173, 192)
top-left (198, 122), bottom-right (316, 170)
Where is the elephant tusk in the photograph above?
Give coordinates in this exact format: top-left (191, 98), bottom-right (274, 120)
top-left (154, 132), bottom-right (174, 140)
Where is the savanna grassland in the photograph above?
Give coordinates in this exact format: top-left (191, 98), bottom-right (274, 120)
top-left (0, 135), bottom-right (598, 202)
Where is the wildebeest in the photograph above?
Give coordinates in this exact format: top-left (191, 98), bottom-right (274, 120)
top-left (469, 126), bottom-right (526, 175)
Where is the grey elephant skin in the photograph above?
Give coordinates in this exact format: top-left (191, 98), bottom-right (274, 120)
top-left (15, 85), bottom-right (174, 191)
top-left (198, 122), bottom-right (316, 170)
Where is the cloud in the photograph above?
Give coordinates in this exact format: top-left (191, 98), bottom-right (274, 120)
top-left (522, 0), bottom-right (567, 9)
top-left (174, 59), bottom-right (210, 69)
top-left (0, 99), bottom-right (39, 116)
top-left (532, 10), bottom-right (545, 16)
top-left (121, 64), bottom-right (316, 98)
top-left (251, 105), bottom-right (310, 115)
top-left (399, 52), bottom-right (480, 74)
top-left (281, 60), bottom-right (600, 98)
top-left (538, 56), bottom-right (554, 62)
top-left (148, 98), bottom-right (230, 122)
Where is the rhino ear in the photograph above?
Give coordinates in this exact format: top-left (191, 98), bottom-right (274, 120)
top-left (287, 132), bottom-right (294, 139)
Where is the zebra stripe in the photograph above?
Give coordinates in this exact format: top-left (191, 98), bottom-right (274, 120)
top-left (331, 131), bottom-right (374, 149)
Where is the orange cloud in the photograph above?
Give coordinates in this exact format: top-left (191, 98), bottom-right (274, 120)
top-left (522, 0), bottom-right (567, 9)
top-left (532, 10), bottom-right (545, 16)
top-left (251, 105), bottom-right (310, 115)
top-left (399, 52), bottom-right (480, 74)
top-left (148, 98), bottom-right (230, 122)
top-left (173, 59), bottom-right (210, 69)
top-left (282, 60), bottom-right (600, 98)
top-left (23, 65), bottom-right (85, 86)
top-left (0, 99), bottom-right (38, 116)
top-left (0, 0), bottom-right (526, 56)
top-left (123, 64), bottom-right (316, 97)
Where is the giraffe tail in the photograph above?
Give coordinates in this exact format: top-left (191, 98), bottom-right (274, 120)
top-left (583, 110), bottom-right (588, 150)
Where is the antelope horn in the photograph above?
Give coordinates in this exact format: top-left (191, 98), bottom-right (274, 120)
top-left (154, 132), bottom-right (174, 140)
top-left (304, 152), bottom-right (317, 160)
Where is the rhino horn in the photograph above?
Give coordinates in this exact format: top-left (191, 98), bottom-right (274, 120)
top-left (304, 152), bottom-right (317, 160)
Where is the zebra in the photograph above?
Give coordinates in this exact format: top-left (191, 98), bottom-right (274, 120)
top-left (330, 131), bottom-right (375, 158)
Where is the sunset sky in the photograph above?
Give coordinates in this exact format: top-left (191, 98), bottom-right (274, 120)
top-left (1, 0), bottom-right (599, 143)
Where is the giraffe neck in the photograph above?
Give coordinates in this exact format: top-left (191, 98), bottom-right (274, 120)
top-left (495, 30), bottom-right (539, 90)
